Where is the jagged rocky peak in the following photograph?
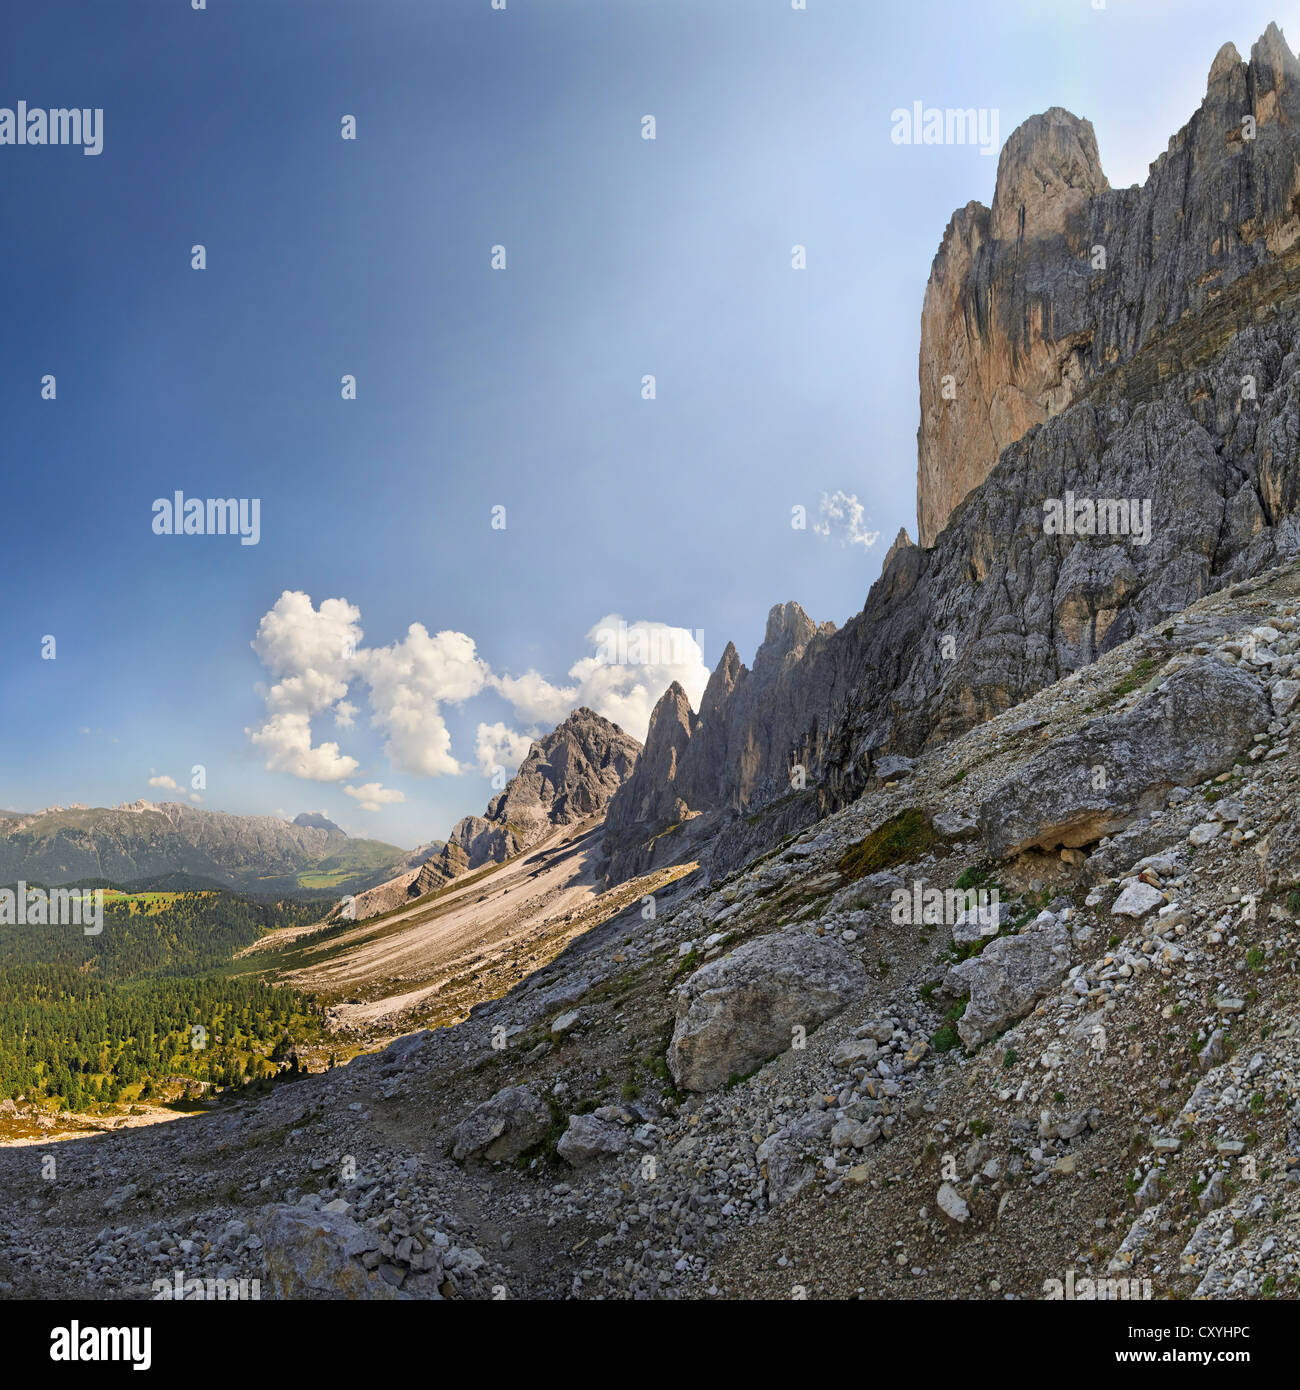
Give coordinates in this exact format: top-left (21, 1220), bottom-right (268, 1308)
top-left (989, 107), bottom-right (1108, 242)
top-left (699, 642), bottom-right (743, 721)
top-left (477, 704), bottom-right (641, 835)
top-left (416, 706), bottom-right (642, 891)
top-left (1253, 20), bottom-right (1300, 90)
top-left (882, 527), bottom-right (914, 569)
top-left (599, 684), bottom-right (698, 848)
top-left (293, 811), bottom-right (344, 834)
top-left (648, 682), bottom-right (696, 746)
top-left (916, 23), bottom-right (1300, 547)
top-left (1208, 41), bottom-right (1242, 87)
top-left (753, 601), bottom-right (820, 677)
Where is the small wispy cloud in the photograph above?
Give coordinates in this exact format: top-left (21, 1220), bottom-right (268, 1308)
top-left (812, 491), bottom-right (881, 550)
top-left (344, 782), bottom-right (406, 813)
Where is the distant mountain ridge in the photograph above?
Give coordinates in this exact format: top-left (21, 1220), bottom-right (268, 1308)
top-left (0, 801), bottom-right (408, 896)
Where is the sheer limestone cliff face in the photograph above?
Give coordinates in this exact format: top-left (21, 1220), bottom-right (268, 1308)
top-left (917, 24), bottom-right (1300, 547)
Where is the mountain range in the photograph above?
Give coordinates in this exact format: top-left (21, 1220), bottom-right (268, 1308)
top-left (0, 801), bottom-right (411, 896)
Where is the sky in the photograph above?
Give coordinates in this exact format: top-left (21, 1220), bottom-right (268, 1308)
top-left (3, 0), bottom-right (1299, 849)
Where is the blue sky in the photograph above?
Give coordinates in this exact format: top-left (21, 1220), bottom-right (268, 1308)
top-left (3, 0), bottom-right (1298, 848)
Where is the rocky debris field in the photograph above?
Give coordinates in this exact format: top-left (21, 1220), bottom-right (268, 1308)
top-left (4, 563), bottom-right (1300, 1300)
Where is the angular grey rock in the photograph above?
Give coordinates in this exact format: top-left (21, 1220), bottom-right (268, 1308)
top-left (1263, 805), bottom-right (1300, 889)
top-left (668, 933), bottom-right (867, 1091)
top-left (952, 898), bottom-right (1003, 943)
top-left (556, 1113), bottom-right (630, 1166)
top-left (831, 1037), bottom-right (878, 1070)
top-left (945, 917), bottom-right (1073, 1047)
top-left (1111, 881), bottom-right (1165, 918)
top-left (937, 1182), bottom-right (970, 1224)
top-left (873, 755), bottom-right (915, 783)
top-left (1271, 678), bottom-right (1300, 716)
top-left (831, 1116), bottom-right (880, 1150)
top-left (450, 1085), bottom-right (551, 1164)
top-left (756, 1111), bottom-right (835, 1206)
top-left (933, 808), bottom-right (979, 839)
top-left (977, 660), bottom-right (1269, 858)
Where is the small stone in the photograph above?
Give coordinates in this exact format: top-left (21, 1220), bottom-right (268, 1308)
top-left (937, 1182), bottom-right (969, 1224)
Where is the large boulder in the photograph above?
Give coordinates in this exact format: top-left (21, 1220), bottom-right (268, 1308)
top-left (668, 932), bottom-right (867, 1091)
top-left (256, 1205), bottom-right (405, 1300)
top-left (450, 1085), bottom-right (551, 1164)
top-left (978, 659), bottom-right (1269, 859)
top-left (945, 914), bottom-right (1073, 1047)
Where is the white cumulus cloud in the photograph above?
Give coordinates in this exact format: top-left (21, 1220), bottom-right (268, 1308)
top-left (246, 595), bottom-right (702, 789)
top-left (147, 773), bottom-right (178, 790)
top-left (249, 710), bottom-right (359, 782)
top-left (358, 624), bottom-right (490, 777)
top-left (490, 615), bottom-right (708, 745)
top-left (245, 592), bottom-right (363, 782)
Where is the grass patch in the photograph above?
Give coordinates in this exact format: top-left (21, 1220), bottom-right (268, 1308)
top-left (837, 808), bottom-right (936, 883)
top-left (1112, 657), bottom-right (1162, 698)
top-left (954, 864), bottom-right (994, 892)
top-left (670, 947), bottom-right (702, 983)
top-left (931, 998), bottom-right (967, 1054)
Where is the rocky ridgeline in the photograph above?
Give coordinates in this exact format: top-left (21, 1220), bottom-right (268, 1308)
top-left (4, 563), bottom-right (1300, 1299)
top-left (917, 23), bottom-right (1300, 545)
